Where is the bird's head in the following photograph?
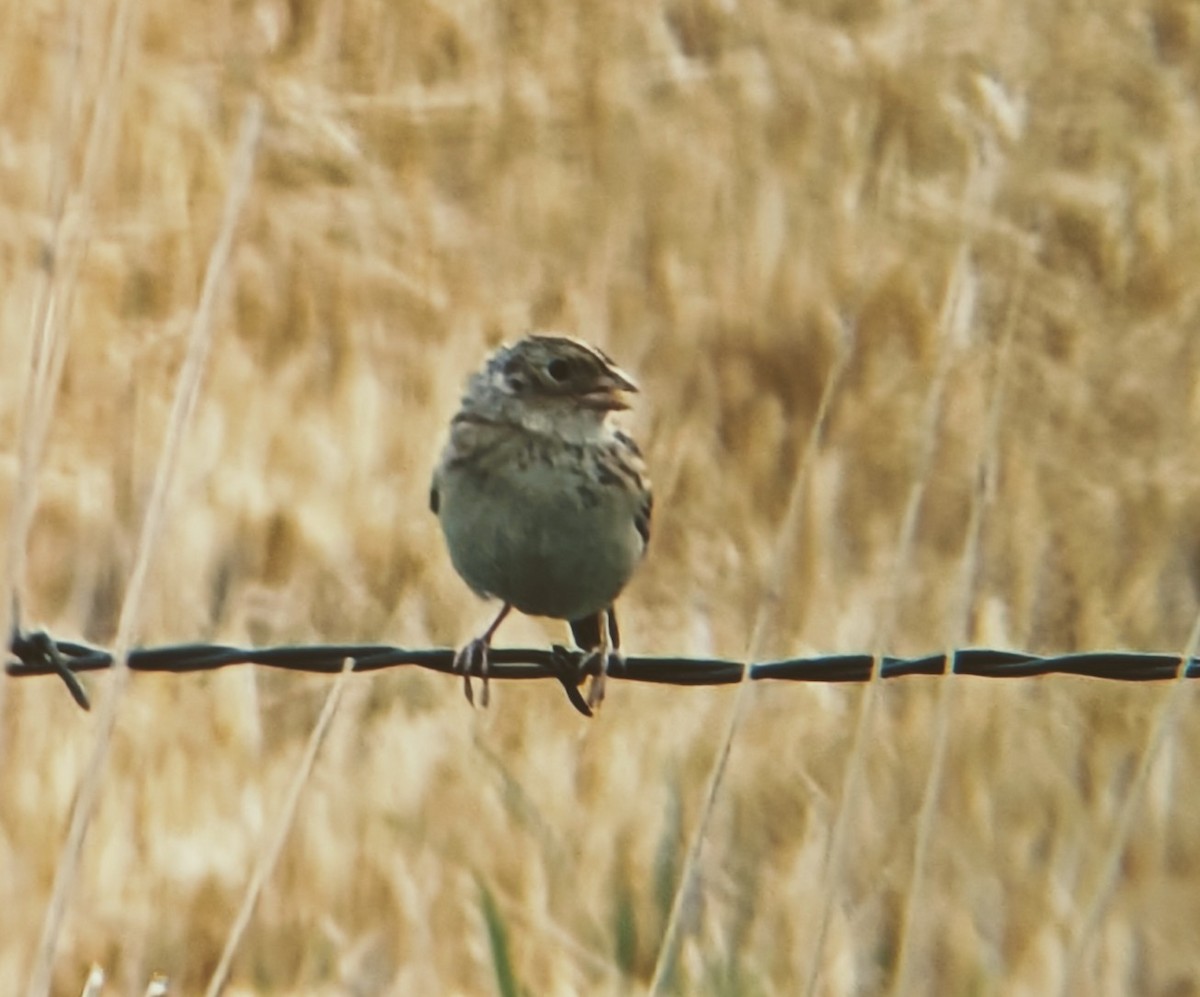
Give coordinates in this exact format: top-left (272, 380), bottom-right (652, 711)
top-left (465, 334), bottom-right (639, 433)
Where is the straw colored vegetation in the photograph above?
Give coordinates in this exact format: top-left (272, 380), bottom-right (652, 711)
top-left (3, 0), bottom-right (1200, 993)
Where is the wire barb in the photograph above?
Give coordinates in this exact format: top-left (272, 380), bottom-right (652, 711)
top-left (9, 598), bottom-right (91, 709)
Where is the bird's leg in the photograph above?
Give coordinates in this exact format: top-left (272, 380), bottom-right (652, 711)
top-left (454, 603), bottom-right (511, 707)
top-left (582, 606), bottom-right (623, 709)
top-left (606, 607), bottom-right (621, 649)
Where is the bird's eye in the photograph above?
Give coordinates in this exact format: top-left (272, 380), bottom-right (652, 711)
top-left (547, 358), bottom-right (570, 382)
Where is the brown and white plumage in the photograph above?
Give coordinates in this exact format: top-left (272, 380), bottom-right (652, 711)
top-left (431, 335), bottom-right (651, 711)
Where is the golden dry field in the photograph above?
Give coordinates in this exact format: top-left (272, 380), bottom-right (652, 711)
top-left (4, 0), bottom-right (1200, 993)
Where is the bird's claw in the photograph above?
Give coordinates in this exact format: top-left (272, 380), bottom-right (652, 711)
top-left (453, 638), bottom-right (491, 708)
top-left (579, 647), bottom-right (623, 710)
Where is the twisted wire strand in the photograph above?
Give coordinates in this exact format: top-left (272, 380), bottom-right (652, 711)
top-left (7, 629), bottom-right (1195, 713)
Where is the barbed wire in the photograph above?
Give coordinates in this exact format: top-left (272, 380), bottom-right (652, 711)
top-left (7, 627), bottom-right (1198, 717)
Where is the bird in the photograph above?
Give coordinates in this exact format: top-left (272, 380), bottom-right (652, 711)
top-left (430, 334), bottom-right (652, 713)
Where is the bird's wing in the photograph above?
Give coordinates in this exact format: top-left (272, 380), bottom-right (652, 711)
top-left (613, 429), bottom-right (652, 551)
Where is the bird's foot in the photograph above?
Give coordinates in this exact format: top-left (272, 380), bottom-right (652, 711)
top-left (579, 647), bottom-right (624, 710)
top-left (453, 638), bottom-right (491, 708)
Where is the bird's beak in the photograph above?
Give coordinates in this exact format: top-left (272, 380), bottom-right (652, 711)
top-left (583, 366), bottom-right (639, 411)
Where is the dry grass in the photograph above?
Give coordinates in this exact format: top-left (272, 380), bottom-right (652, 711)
top-left (3, 0), bottom-right (1200, 993)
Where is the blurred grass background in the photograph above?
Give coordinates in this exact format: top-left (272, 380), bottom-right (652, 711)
top-left (3, 0), bottom-right (1200, 992)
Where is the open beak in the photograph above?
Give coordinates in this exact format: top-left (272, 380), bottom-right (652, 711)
top-left (582, 366), bottom-right (639, 411)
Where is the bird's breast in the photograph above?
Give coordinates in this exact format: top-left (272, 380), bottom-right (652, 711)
top-left (435, 442), bottom-right (644, 620)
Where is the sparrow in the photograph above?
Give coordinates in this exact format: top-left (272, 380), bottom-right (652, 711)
top-left (430, 334), bottom-right (652, 712)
